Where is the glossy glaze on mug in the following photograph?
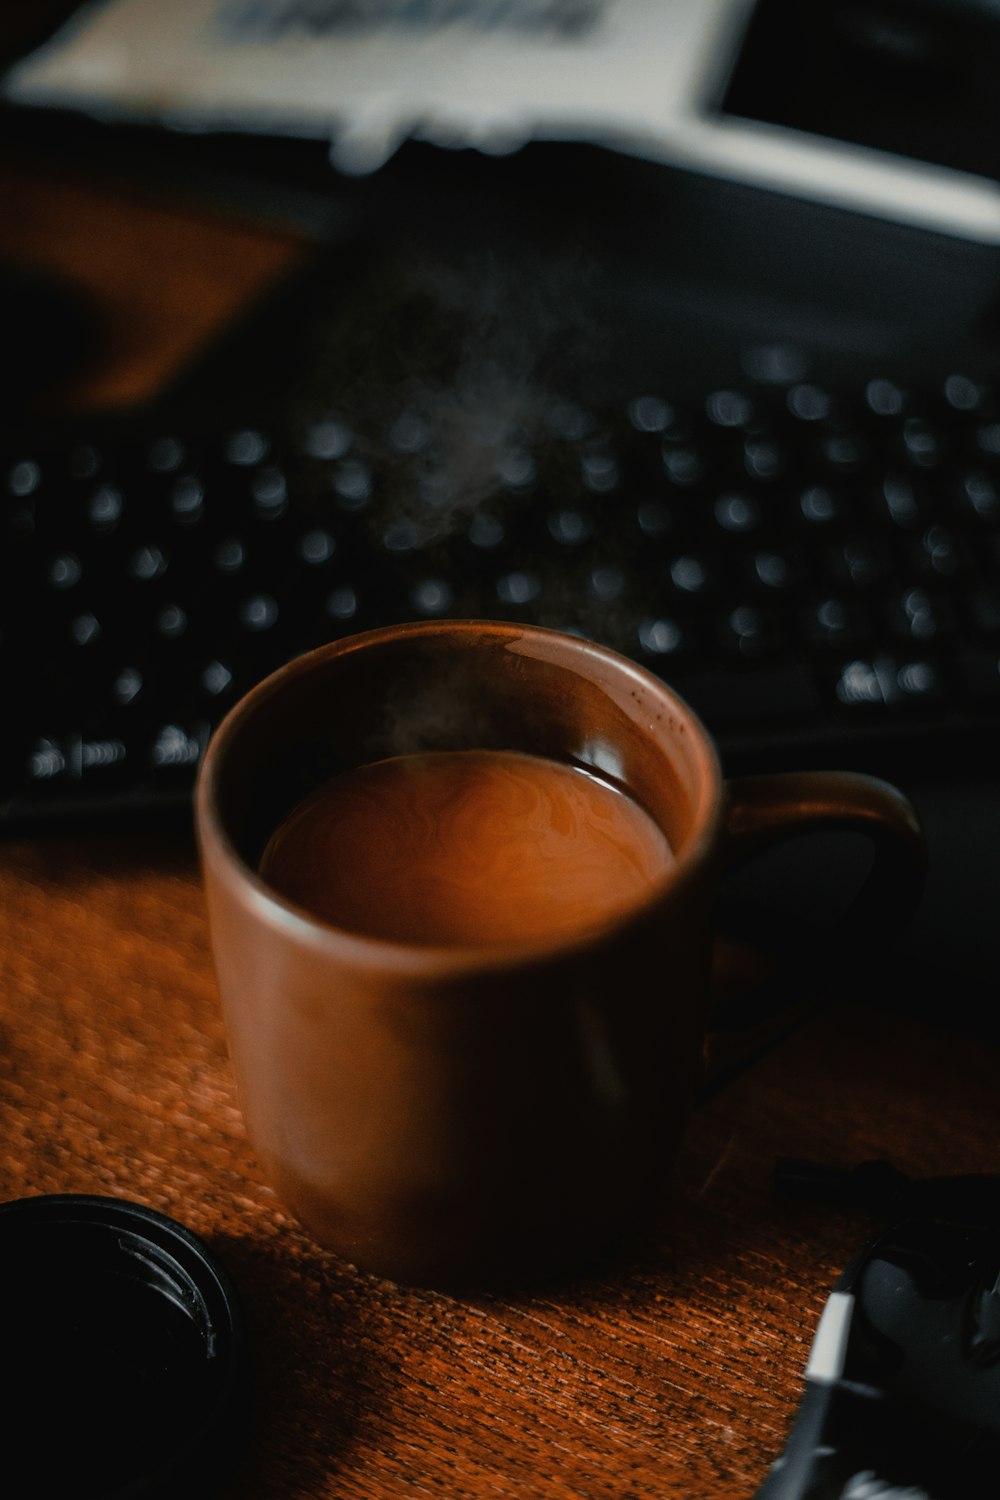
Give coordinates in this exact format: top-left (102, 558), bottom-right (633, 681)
top-left (258, 749), bottom-right (677, 947)
top-left (197, 620), bottom-right (925, 1287)
top-left (199, 622), bottom-right (718, 1285)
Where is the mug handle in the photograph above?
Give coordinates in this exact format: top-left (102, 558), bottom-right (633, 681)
top-left (704, 770), bottom-right (927, 1089)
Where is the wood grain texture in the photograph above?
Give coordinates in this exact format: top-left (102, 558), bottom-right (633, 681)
top-left (2, 830), bottom-right (998, 1498)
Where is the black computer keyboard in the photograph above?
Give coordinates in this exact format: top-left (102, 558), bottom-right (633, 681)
top-left (5, 362), bottom-right (1000, 826)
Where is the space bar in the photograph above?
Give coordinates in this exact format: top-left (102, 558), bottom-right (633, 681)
top-left (670, 663), bottom-right (822, 729)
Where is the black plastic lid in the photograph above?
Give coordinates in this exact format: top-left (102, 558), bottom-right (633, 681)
top-left (0, 1194), bottom-right (251, 1499)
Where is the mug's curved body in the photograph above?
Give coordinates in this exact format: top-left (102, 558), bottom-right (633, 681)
top-left (197, 621), bottom-right (923, 1287)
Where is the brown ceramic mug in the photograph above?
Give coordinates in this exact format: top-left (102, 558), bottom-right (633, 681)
top-left (196, 621), bottom-right (925, 1287)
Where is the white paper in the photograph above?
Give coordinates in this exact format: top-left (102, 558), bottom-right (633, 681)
top-left (7, 0), bottom-right (1000, 240)
top-left (3, 0), bottom-right (746, 174)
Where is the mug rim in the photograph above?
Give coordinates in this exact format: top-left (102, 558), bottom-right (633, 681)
top-left (196, 620), bottom-right (725, 976)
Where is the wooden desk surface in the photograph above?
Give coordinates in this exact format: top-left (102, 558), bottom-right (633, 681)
top-left (3, 828), bottom-right (999, 1498)
top-left (2, 136), bottom-right (1000, 1498)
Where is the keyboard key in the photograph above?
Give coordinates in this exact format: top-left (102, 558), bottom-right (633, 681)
top-left (706, 389), bottom-right (753, 427)
top-left (886, 588), bottom-right (952, 644)
top-left (637, 617), bottom-right (684, 658)
top-left (70, 612), bottom-right (102, 647)
top-left (251, 467), bottom-right (288, 518)
top-left (714, 493), bottom-right (760, 535)
top-left (170, 475), bottom-right (205, 525)
top-left (901, 417), bottom-right (941, 467)
top-left (834, 655), bottom-right (942, 710)
top-left (821, 431), bottom-right (868, 471)
top-left (69, 445), bottom-right (102, 480)
top-left (943, 374), bottom-right (983, 412)
top-left (865, 378), bottom-right (905, 416)
top-left (299, 529), bottom-right (336, 565)
top-left (496, 448), bottom-right (537, 490)
top-left (7, 459), bottom-right (41, 496)
top-left (411, 578), bottom-right (453, 615)
top-left (157, 604), bottom-right (188, 639)
top-left (670, 555), bottom-right (712, 596)
top-left (828, 539), bottom-right (894, 591)
top-left (333, 459), bottom-right (373, 509)
top-left (326, 585), bottom-right (359, 621)
top-left (798, 485), bottom-right (842, 527)
top-left (467, 511), bottom-right (505, 549)
top-left (896, 659), bottom-right (942, 701)
top-left (743, 438), bottom-right (783, 481)
top-left (628, 396), bottom-right (673, 433)
top-left (26, 735), bottom-right (70, 787)
top-left (25, 731), bottom-right (135, 795)
top-left (148, 436), bottom-right (186, 472)
top-left (387, 412), bottom-right (431, 455)
top-left (719, 605), bottom-right (785, 660)
top-left (201, 659), bottom-right (235, 698)
top-left (787, 384), bottom-right (833, 422)
top-left (238, 594), bottom-right (279, 632)
top-left (213, 538), bottom-right (246, 574)
top-left (661, 445), bottom-right (704, 487)
top-left (544, 397), bottom-right (592, 442)
top-left (129, 545), bottom-right (168, 582)
top-left (382, 518), bottom-right (421, 553)
top-left (112, 666), bottom-right (144, 706)
top-left (49, 553), bottom-right (82, 590)
top-left (834, 657), bottom-right (899, 708)
top-left (547, 507), bottom-right (594, 545)
top-left (589, 566), bottom-right (624, 603)
top-left (496, 570), bottom-right (541, 607)
top-left (912, 525), bottom-right (965, 580)
top-left (956, 470), bottom-right (1000, 524)
top-left (579, 448), bottom-right (619, 494)
top-left (87, 484), bottom-right (124, 530)
top-left (751, 549), bottom-right (799, 592)
top-left (78, 736), bottom-right (133, 790)
top-left (302, 416), bottom-right (352, 460)
top-left (804, 598), bottom-right (874, 652)
top-left (149, 722), bottom-right (208, 780)
top-left (225, 429), bottom-right (269, 466)
top-left (879, 473), bottom-right (923, 529)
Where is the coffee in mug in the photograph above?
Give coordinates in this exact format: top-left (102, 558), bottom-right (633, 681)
top-left (258, 749), bottom-right (676, 947)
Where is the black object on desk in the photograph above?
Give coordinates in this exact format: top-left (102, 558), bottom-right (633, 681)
top-left (756, 1212), bottom-right (1000, 1498)
top-left (0, 1193), bottom-right (250, 1499)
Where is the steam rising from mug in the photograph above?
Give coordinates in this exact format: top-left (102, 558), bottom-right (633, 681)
top-left (370, 654), bottom-right (506, 760)
top-left (288, 242), bottom-right (609, 549)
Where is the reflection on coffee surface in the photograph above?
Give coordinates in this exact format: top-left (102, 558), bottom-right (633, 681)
top-left (259, 749), bottom-right (676, 946)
